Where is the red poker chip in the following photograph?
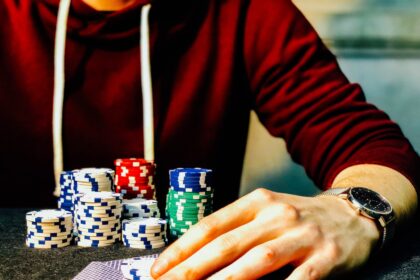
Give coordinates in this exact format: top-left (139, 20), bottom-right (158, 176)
top-left (115, 185), bottom-right (155, 193)
top-left (115, 177), bottom-right (154, 184)
top-left (114, 158), bottom-right (155, 167)
top-left (115, 170), bottom-right (155, 178)
top-left (115, 182), bottom-right (156, 188)
top-left (115, 177), bottom-right (155, 186)
top-left (115, 165), bottom-right (155, 172)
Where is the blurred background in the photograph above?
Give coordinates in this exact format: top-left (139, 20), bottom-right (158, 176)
top-left (240, 0), bottom-right (420, 196)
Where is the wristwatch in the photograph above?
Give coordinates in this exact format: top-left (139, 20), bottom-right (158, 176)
top-left (318, 187), bottom-right (396, 251)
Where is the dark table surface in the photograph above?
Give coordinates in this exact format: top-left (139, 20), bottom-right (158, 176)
top-left (0, 208), bottom-right (419, 280)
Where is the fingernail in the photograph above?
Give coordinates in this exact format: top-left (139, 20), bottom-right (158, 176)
top-left (152, 258), bottom-right (168, 276)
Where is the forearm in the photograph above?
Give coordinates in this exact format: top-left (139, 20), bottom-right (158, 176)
top-left (331, 164), bottom-right (418, 227)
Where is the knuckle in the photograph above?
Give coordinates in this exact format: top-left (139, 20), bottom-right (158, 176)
top-left (305, 265), bottom-right (321, 280)
top-left (323, 240), bottom-right (341, 262)
top-left (177, 265), bottom-right (198, 280)
top-left (280, 204), bottom-right (300, 222)
top-left (253, 245), bottom-right (277, 265)
top-left (252, 188), bottom-right (275, 202)
top-left (165, 242), bottom-right (185, 260)
top-left (302, 222), bottom-right (322, 239)
top-left (195, 217), bottom-right (218, 237)
top-left (215, 233), bottom-right (239, 257)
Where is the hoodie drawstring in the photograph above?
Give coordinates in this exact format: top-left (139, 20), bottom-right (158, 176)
top-left (52, 1), bottom-right (155, 196)
top-left (52, 0), bottom-right (71, 196)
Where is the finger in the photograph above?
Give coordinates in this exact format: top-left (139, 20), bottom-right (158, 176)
top-left (151, 193), bottom-right (259, 278)
top-left (286, 244), bottom-right (338, 280)
top-left (207, 225), bottom-right (320, 280)
top-left (157, 219), bottom-right (276, 280)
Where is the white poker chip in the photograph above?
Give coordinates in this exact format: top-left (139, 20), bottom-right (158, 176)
top-left (26, 239), bottom-right (71, 249)
top-left (76, 207), bottom-right (122, 215)
top-left (26, 230), bottom-right (73, 237)
top-left (76, 221), bottom-right (120, 230)
top-left (76, 192), bottom-right (122, 203)
top-left (123, 234), bottom-right (166, 242)
top-left (75, 214), bottom-right (121, 222)
top-left (78, 226), bottom-right (120, 234)
top-left (123, 198), bottom-right (157, 206)
top-left (26, 209), bottom-right (72, 223)
top-left (26, 233), bottom-right (72, 241)
top-left (77, 233), bottom-right (121, 241)
top-left (73, 168), bottom-right (114, 179)
top-left (76, 238), bottom-right (119, 247)
top-left (77, 218), bottom-right (120, 227)
top-left (123, 218), bottom-right (167, 230)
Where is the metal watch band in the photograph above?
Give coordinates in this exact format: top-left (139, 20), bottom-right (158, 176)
top-left (317, 187), bottom-right (394, 251)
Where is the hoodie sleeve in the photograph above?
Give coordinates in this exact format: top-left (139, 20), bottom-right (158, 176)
top-left (243, 0), bottom-right (420, 194)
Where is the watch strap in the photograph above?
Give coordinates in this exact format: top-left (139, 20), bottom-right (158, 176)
top-left (317, 187), bottom-right (395, 252)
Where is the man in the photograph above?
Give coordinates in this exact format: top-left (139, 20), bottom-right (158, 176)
top-left (0, 0), bottom-right (418, 279)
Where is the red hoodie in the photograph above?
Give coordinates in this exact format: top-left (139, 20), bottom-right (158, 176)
top-left (0, 0), bottom-right (419, 208)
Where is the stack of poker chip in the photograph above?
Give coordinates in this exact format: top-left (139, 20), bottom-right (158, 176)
top-left (122, 198), bottom-right (161, 219)
top-left (26, 209), bottom-right (73, 249)
top-left (72, 168), bottom-right (115, 194)
top-left (120, 255), bottom-right (158, 280)
top-left (122, 218), bottom-right (168, 249)
top-left (114, 158), bottom-right (156, 200)
top-left (57, 171), bottom-right (76, 212)
top-left (166, 168), bottom-right (214, 239)
top-left (74, 192), bottom-right (122, 247)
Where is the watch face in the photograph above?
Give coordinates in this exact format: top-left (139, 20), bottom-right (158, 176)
top-left (349, 187), bottom-right (393, 215)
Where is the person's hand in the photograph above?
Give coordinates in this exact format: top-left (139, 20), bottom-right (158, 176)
top-left (151, 188), bottom-right (380, 280)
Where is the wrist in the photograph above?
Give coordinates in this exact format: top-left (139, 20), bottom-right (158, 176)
top-left (318, 187), bottom-right (395, 252)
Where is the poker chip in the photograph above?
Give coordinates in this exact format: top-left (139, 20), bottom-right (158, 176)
top-left (75, 192), bottom-right (122, 247)
top-left (26, 209), bottom-right (72, 223)
top-left (120, 256), bottom-right (158, 280)
top-left (122, 198), bottom-right (160, 219)
top-left (72, 168), bottom-right (115, 193)
top-left (57, 171), bottom-right (76, 213)
top-left (122, 218), bottom-right (168, 249)
top-left (76, 238), bottom-right (121, 248)
top-left (26, 239), bottom-right (71, 249)
top-left (166, 168), bottom-right (214, 239)
top-left (25, 209), bottom-right (73, 249)
top-left (114, 158), bottom-right (157, 200)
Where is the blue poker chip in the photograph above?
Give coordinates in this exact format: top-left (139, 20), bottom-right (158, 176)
top-left (169, 168), bottom-right (213, 176)
top-left (169, 182), bottom-right (210, 189)
top-left (170, 185), bottom-right (213, 193)
top-left (169, 178), bottom-right (211, 184)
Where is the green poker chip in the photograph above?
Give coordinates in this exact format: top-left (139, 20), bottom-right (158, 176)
top-left (165, 177), bottom-right (214, 236)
